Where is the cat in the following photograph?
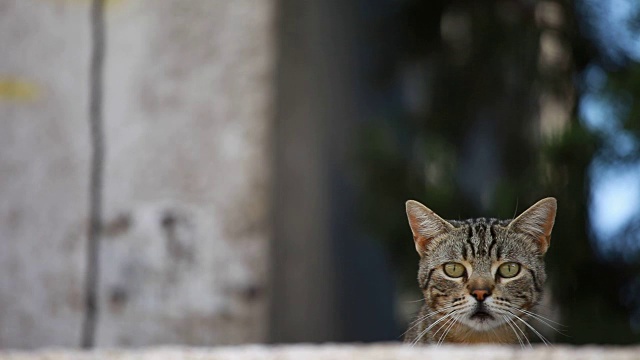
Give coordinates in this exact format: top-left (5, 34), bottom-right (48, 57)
top-left (403, 197), bottom-right (557, 345)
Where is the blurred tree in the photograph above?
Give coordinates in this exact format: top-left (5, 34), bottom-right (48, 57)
top-left (359, 0), bottom-right (640, 343)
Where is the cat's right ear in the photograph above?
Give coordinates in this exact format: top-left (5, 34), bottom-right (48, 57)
top-left (508, 197), bottom-right (557, 254)
top-left (406, 200), bottom-right (454, 257)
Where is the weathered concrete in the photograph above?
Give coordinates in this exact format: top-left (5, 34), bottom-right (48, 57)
top-left (0, 0), bottom-right (275, 349)
top-left (0, 0), bottom-right (91, 348)
top-left (98, 0), bottom-right (275, 347)
top-left (2, 344), bottom-right (640, 360)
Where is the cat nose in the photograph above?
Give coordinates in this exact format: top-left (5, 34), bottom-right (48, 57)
top-left (471, 289), bottom-right (491, 302)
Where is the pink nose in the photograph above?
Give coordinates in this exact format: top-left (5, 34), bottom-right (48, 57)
top-left (471, 289), bottom-right (490, 301)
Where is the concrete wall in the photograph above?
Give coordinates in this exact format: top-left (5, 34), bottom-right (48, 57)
top-left (2, 344), bottom-right (640, 360)
top-left (0, 0), bottom-right (274, 349)
top-left (0, 1), bottom-right (91, 348)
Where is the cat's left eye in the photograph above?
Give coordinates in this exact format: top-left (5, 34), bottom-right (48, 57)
top-left (443, 262), bottom-right (466, 278)
top-left (498, 262), bottom-right (521, 278)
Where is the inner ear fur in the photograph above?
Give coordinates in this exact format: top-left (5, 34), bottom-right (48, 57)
top-left (406, 200), bottom-right (453, 256)
top-left (508, 197), bottom-right (557, 254)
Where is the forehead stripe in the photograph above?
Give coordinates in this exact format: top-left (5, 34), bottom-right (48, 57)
top-left (488, 226), bottom-right (497, 256)
top-left (466, 224), bottom-right (476, 258)
top-left (477, 223), bottom-right (487, 256)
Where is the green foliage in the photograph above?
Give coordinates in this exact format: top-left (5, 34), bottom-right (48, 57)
top-left (358, 0), bottom-right (640, 344)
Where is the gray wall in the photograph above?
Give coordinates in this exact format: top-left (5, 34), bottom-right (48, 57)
top-left (0, 0), bottom-right (275, 348)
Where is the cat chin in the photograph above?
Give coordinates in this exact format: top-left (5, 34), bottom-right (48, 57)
top-left (461, 314), bottom-right (503, 331)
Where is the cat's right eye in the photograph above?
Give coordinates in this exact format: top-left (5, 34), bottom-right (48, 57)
top-left (443, 262), bottom-right (466, 278)
top-left (498, 262), bottom-right (521, 278)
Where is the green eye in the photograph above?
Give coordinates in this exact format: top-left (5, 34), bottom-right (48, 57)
top-left (443, 263), bottom-right (466, 278)
top-left (498, 262), bottom-right (521, 278)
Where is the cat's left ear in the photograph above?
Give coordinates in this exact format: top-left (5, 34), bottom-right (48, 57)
top-left (406, 200), bottom-right (454, 257)
top-left (508, 197), bottom-right (557, 254)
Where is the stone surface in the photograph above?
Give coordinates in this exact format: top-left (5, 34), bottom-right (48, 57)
top-left (0, 0), bottom-right (91, 348)
top-left (0, 0), bottom-right (275, 349)
top-left (98, 0), bottom-right (275, 347)
top-left (2, 344), bottom-right (640, 360)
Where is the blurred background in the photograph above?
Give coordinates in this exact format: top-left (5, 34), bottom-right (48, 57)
top-left (1, 0), bottom-right (639, 350)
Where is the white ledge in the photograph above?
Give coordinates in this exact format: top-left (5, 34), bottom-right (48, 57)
top-left (2, 344), bottom-right (639, 360)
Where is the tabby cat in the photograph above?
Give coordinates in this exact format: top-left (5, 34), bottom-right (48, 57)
top-left (404, 198), bottom-right (557, 345)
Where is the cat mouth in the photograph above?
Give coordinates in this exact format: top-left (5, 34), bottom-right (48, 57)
top-left (470, 310), bottom-right (494, 321)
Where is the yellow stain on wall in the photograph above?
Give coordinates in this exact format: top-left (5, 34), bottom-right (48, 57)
top-left (0, 78), bottom-right (41, 102)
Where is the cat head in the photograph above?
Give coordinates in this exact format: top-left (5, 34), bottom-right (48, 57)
top-left (405, 198), bottom-right (556, 332)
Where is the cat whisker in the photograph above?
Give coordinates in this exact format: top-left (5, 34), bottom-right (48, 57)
top-left (507, 311), bottom-right (552, 346)
top-left (502, 315), bottom-right (523, 348)
top-left (432, 314), bottom-right (455, 346)
top-left (410, 307), bottom-right (470, 347)
top-left (527, 303), bottom-right (559, 313)
top-left (419, 304), bottom-right (461, 318)
top-left (405, 297), bottom-right (427, 303)
top-left (410, 315), bottom-right (446, 346)
top-left (513, 317), bottom-right (532, 348)
top-left (505, 306), bottom-right (568, 337)
top-left (411, 311), bottom-right (459, 347)
top-left (409, 312), bottom-right (453, 346)
top-left (437, 314), bottom-right (461, 347)
top-left (502, 314), bottom-right (530, 349)
top-left (433, 315), bottom-right (462, 347)
top-left (401, 304), bottom-right (461, 339)
top-left (517, 308), bottom-right (567, 328)
top-left (494, 304), bottom-right (565, 340)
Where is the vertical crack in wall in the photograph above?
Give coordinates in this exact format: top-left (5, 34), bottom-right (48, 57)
top-left (81, 0), bottom-right (106, 349)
